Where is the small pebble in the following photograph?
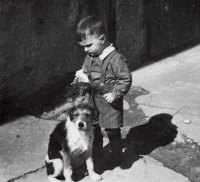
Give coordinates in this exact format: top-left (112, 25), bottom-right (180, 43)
top-left (182, 120), bottom-right (191, 124)
top-left (191, 145), bottom-right (195, 149)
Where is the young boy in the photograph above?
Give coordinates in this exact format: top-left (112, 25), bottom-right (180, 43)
top-left (75, 16), bottom-right (132, 169)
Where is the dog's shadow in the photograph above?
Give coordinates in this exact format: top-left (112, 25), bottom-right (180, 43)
top-left (98, 113), bottom-right (177, 172)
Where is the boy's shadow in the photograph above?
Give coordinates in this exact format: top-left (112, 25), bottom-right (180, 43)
top-left (97, 113), bottom-right (178, 172)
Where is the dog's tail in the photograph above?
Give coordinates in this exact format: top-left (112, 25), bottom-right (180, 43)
top-left (45, 155), bottom-right (64, 181)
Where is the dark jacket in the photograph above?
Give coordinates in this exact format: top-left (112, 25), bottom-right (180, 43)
top-left (82, 50), bottom-right (132, 128)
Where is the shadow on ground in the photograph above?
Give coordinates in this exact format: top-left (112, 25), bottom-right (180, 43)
top-left (102, 113), bottom-right (177, 171)
top-left (1, 72), bottom-right (76, 124)
top-left (94, 113), bottom-right (178, 173)
top-left (125, 113), bottom-right (178, 155)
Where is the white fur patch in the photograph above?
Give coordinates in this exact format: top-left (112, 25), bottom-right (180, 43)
top-left (45, 155), bottom-right (63, 177)
top-left (65, 116), bottom-right (93, 153)
top-left (48, 175), bottom-right (61, 182)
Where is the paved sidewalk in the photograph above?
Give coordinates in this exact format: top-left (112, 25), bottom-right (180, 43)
top-left (2, 44), bottom-right (200, 182)
top-left (0, 116), bottom-right (189, 182)
top-left (133, 44), bottom-right (200, 145)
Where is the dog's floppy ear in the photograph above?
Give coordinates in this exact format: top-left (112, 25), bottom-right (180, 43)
top-left (88, 106), bottom-right (98, 121)
top-left (68, 107), bottom-right (74, 121)
top-left (89, 106), bottom-right (99, 121)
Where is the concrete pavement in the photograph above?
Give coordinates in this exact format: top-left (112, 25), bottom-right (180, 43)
top-left (0, 116), bottom-right (189, 182)
top-left (132, 44), bottom-right (200, 145)
top-left (1, 44), bottom-right (200, 182)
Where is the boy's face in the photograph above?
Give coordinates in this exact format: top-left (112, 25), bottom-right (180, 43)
top-left (78, 34), bottom-right (106, 57)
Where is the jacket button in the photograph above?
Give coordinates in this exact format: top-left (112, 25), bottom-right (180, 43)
top-left (100, 83), bottom-right (104, 86)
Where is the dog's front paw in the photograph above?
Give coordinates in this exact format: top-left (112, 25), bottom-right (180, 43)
top-left (90, 173), bottom-right (102, 181)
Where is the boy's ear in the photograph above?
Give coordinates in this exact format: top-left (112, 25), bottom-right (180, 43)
top-left (99, 35), bottom-right (106, 43)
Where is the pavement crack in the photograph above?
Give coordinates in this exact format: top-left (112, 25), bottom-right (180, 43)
top-left (173, 109), bottom-right (200, 117)
top-left (148, 96), bottom-right (153, 105)
top-left (181, 112), bottom-right (200, 117)
top-left (142, 157), bottom-right (148, 178)
top-left (172, 109), bottom-right (182, 116)
top-left (140, 103), bottom-right (200, 117)
top-left (140, 103), bottom-right (178, 111)
top-left (7, 165), bottom-right (45, 182)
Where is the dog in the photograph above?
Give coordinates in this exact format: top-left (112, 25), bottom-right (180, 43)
top-left (45, 104), bottom-right (102, 182)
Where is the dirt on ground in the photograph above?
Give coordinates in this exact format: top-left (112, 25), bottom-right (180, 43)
top-left (150, 141), bottom-right (200, 182)
top-left (125, 125), bottom-right (200, 182)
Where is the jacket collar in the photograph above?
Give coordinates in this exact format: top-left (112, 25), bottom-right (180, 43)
top-left (99, 44), bottom-right (115, 60)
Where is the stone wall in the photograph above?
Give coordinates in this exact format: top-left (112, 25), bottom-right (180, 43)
top-left (115, 0), bottom-right (148, 70)
top-left (0, 0), bottom-right (147, 116)
top-left (1, 0), bottom-right (83, 114)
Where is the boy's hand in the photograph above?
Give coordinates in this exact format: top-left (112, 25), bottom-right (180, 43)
top-left (71, 71), bottom-right (90, 85)
top-left (103, 93), bottom-right (115, 103)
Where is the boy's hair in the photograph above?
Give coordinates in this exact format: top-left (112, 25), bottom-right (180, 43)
top-left (75, 16), bottom-right (106, 42)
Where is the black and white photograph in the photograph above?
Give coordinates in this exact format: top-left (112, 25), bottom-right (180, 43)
top-left (0, 0), bottom-right (200, 182)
